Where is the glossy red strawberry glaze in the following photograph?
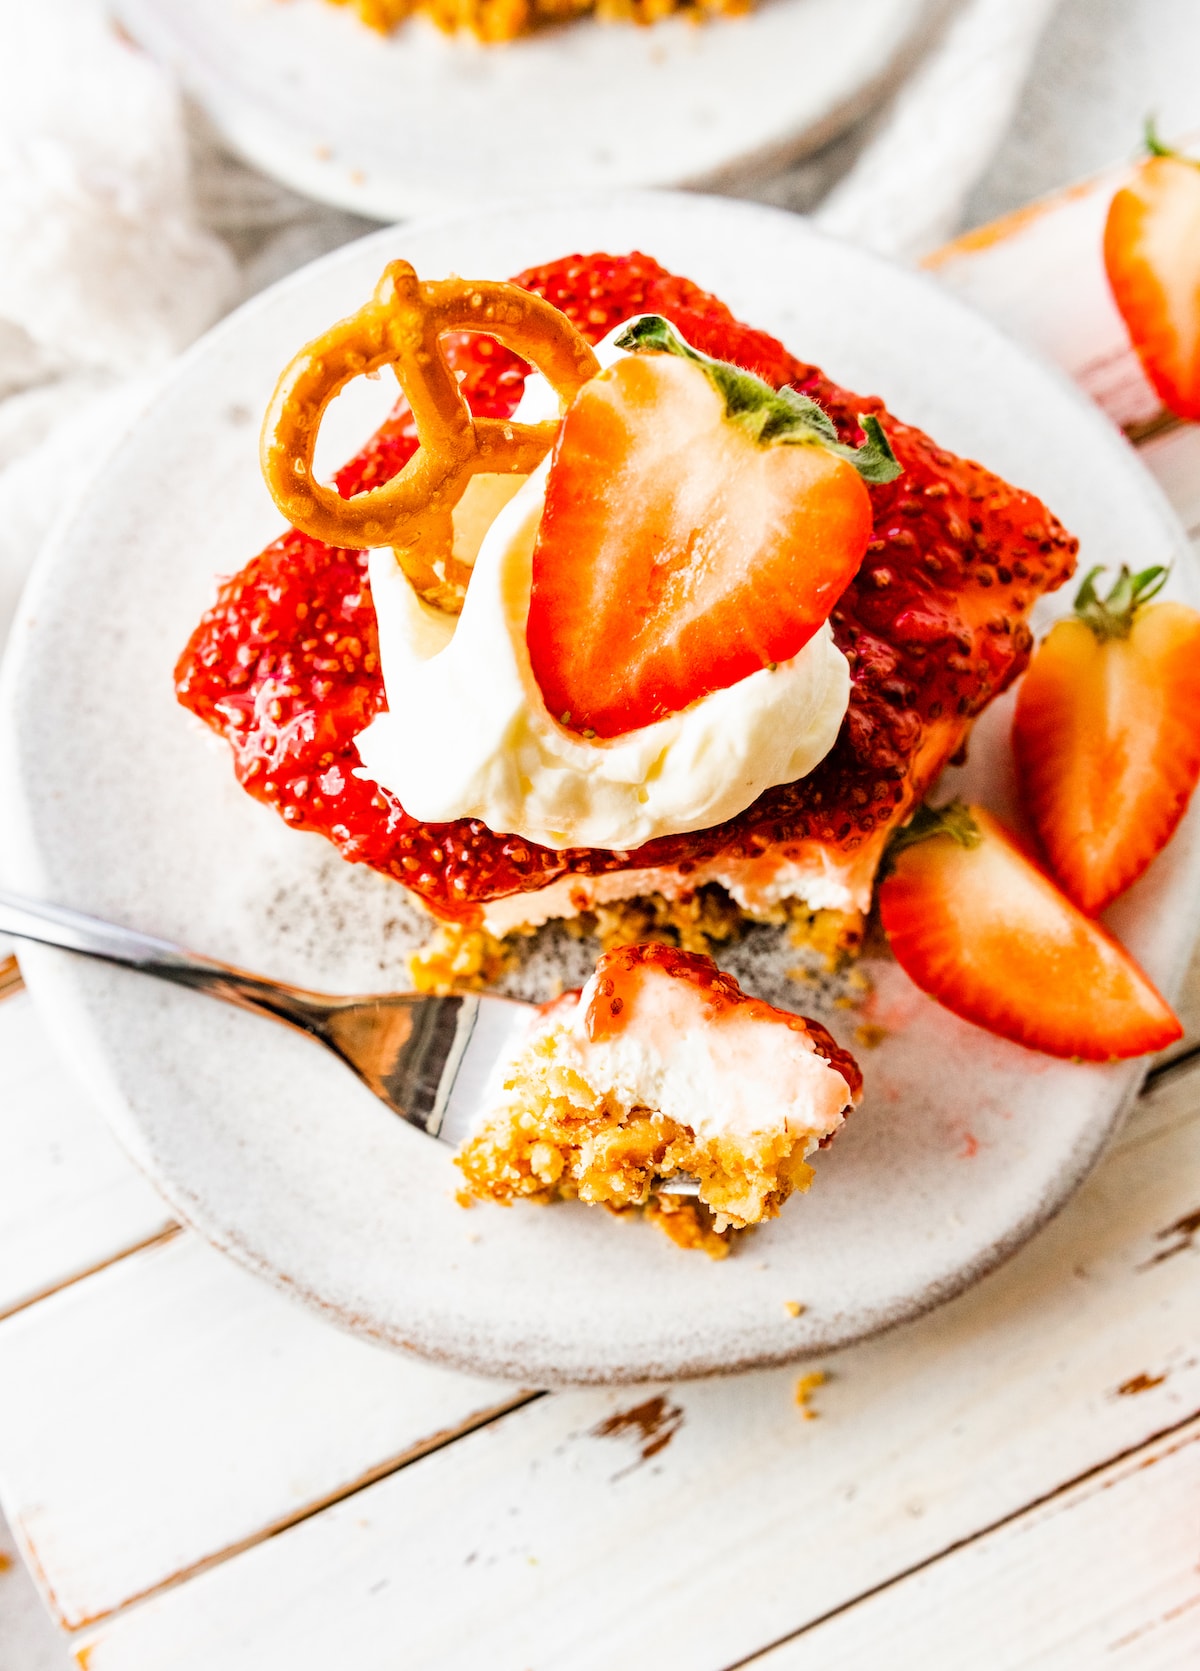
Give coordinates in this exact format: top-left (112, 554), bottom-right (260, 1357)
top-left (583, 943), bottom-right (863, 1104)
top-left (176, 252), bottom-right (1078, 923)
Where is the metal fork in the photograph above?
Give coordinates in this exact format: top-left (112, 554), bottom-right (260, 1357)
top-left (0, 888), bottom-right (699, 1189)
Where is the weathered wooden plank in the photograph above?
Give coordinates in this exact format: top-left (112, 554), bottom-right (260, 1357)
top-left (65, 1059), bottom-right (1200, 1670)
top-left (0, 1231), bottom-right (529, 1630)
top-left (0, 993), bottom-right (173, 1321)
top-left (749, 1416), bottom-right (1200, 1669)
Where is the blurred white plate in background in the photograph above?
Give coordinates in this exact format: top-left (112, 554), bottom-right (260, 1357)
top-left (114, 0), bottom-right (931, 218)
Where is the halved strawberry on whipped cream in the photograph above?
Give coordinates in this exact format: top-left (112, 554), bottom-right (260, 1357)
top-left (354, 313), bottom-right (893, 914)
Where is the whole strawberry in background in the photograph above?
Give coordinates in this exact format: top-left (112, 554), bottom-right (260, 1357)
top-left (1013, 564), bottom-right (1200, 916)
top-left (1104, 124), bottom-right (1200, 423)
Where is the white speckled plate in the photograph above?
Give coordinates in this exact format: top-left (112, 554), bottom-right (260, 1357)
top-left (3, 194), bottom-right (1199, 1386)
top-left (113, 0), bottom-right (931, 218)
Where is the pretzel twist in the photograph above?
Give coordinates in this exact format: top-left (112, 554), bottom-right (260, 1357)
top-left (261, 260), bottom-right (600, 608)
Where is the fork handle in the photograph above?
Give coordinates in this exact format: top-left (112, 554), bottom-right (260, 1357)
top-left (0, 888), bottom-right (327, 1031)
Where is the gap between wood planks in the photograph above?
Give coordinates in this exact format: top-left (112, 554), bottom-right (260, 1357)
top-left (30, 1389), bottom-right (548, 1635)
top-left (728, 1410), bottom-right (1200, 1671)
top-left (723, 1408), bottom-right (1200, 1669)
top-left (0, 1227), bottom-right (183, 1328)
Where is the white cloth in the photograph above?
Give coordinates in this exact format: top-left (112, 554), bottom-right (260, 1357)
top-left (0, 0), bottom-right (370, 651)
top-left (0, 8), bottom-right (236, 378)
top-left (0, 0), bottom-right (231, 646)
top-left (815, 0), bottom-right (1062, 258)
top-left (0, 0), bottom-right (1061, 655)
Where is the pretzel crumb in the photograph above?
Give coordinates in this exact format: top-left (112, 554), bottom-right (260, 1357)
top-left (795, 1370), bottom-right (827, 1419)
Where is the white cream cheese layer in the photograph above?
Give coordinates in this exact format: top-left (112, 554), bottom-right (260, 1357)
top-left (354, 322), bottom-right (851, 853)
top-left (503, 964), bottom-right (855, 1147)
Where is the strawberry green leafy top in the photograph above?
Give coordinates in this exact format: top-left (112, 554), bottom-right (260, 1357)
top-left (615, 314), bottom-right (902, 484)
top-left (883, 798), bottom-right (982, 871)
top-left (1074, 563), bottom-right (1169, 641)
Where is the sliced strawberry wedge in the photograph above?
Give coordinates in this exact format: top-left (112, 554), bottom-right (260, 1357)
top-left (526, 316), bottom-right (899, 739)
top-left (1104, 128), bottom-right (1200, 422)
top-left (878, 802), bottom-right (1182, 1061)
top-left (1014, 563), bottom-right (1200, 914)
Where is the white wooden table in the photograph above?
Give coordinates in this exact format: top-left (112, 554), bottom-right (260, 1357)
top-left (3, 159), bottom-right (1200, 1669)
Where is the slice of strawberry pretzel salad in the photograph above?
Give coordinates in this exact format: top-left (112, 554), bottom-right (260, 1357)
top-left (175, 248), bottom-right (1192, 1249)
top-left (177, 251), bottom-right (1077, 964)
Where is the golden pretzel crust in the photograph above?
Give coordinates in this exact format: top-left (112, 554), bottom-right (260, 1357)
top-left (260, 260), bottom-right (600, 606)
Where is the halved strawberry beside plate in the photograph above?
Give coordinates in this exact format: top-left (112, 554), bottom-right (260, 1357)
top-left (1013, 563), bottom-right (1200, 915)
top-left (1104, 125), bottom-right (1200, 422)
top-left (878, 801), bottom-right (1182, 1061)
top-left (526, 315), bottom-right (900, 739)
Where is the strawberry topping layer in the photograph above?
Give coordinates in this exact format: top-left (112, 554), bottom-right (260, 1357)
top-left (176, 251), bottom-right (1078, 923)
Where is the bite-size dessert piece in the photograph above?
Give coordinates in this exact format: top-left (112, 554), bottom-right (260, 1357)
top-left (176, 251), bottom-right (1078, 979)
top-left (456, 943), bottom-right (862, 1250)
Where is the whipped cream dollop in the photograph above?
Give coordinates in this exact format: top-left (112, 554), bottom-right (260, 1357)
top-left (354, 323), bottom-right (851, 853)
